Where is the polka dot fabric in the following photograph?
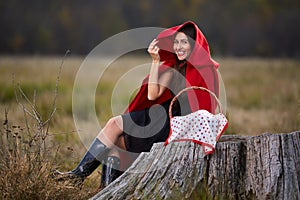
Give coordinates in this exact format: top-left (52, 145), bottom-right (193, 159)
top-left (164, 109), bottom-right (228, 155)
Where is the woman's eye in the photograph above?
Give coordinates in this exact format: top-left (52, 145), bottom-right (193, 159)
top-left (174, 40), bottom-right (179, 44)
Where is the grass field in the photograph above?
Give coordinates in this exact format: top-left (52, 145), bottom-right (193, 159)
top-left (0, 55), bottom-right (299, 199)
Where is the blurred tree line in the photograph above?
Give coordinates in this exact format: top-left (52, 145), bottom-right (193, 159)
top-left (0, 0), bottom-right (299, 57)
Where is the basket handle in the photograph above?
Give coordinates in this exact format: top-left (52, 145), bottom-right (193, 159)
top-left (168, 86), bottom-right (223, 118)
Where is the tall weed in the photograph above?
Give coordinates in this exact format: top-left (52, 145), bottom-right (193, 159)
top-left (0, 53), bottom-right (93, 199)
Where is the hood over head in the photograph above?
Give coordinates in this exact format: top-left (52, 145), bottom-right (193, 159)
top-left (156, 21), bottom-right (219, 68)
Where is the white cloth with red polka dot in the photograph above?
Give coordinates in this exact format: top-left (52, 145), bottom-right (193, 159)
top-left (165, 109), bottom-right (228, 155)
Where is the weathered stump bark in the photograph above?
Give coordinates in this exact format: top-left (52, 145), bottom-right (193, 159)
top-left (92, 131), bottom-right (300, 200)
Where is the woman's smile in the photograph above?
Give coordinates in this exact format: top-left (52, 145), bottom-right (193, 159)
top-left (176, 50), bottom-right (187, 58)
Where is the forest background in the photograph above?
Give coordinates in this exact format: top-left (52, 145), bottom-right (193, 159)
top-left (1, 0), bottom-right (300, 57)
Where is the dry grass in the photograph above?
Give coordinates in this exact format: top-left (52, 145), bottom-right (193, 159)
top-left (219, 57), bottom-right (300, 135)
top-left (0, 112), bottom-right (99, 200)
top-left (0, 56), bottom-right (99, 199)
top-left (0, 55), bottom-right (299, 199)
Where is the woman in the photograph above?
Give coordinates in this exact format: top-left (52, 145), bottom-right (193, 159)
top-left (55, 21), bottom-right (220, 188)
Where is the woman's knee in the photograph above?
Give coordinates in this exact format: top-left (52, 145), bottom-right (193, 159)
top-left (104, 116), bottom-right (123, 132)
top-left (97, 116), bottom-right (123, 144)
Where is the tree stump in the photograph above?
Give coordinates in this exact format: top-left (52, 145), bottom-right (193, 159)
top-left (92, 131), bottom-right (300, 200)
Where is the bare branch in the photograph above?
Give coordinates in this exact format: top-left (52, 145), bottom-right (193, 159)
top-left (45, 50), bottom-right (70, 133)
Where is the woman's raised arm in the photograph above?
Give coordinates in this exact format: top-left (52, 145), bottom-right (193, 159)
top-left (147, 39), bottom-right (172, 100)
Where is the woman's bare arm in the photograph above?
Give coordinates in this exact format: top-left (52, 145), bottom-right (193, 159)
top-left (147, 39), bottom-right (173, 100)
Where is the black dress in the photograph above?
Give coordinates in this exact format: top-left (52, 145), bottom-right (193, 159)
top-left (122, 65), bottom-right (191, 153)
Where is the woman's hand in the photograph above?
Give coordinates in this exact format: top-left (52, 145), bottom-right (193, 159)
top-left (147, 39), bottom-right (160, 63)
top-left (147, 39), bottom-right (172, 100)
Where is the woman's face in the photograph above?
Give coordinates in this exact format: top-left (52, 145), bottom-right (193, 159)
top-left (173, 32), bottom-right (192, 61)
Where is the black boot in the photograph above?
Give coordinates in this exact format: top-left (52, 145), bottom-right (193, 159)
top-left (100, 156), bottom-right (123, 188)
top-left (54, 138), bottom-right (110, 185)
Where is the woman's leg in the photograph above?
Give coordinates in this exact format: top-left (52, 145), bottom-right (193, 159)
top-left (98, 116), bottom-right (126, 188)
top-left (97, 116), bottom-right (124, 149)
top-left (100, 148), bottom-right (122, 188)
top-left (55, 116), bottom-right (125, 183)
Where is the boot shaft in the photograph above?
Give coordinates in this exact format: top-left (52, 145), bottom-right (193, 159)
top-left (72, 138), bottom-right (110, 177)
top-left (101, 156), bottom-right (123, 188)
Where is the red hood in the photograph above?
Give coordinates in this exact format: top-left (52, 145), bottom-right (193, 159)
top-left (125, 21), bottom-right (220, 114)
top-left (157, 21), bottom-right (219, 68)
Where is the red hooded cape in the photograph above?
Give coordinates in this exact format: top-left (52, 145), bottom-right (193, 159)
top-left (125, 21), bottom-right (220, 114)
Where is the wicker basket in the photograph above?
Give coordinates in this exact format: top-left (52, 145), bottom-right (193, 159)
top-left (165, 86), bottom-right (228, 155)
